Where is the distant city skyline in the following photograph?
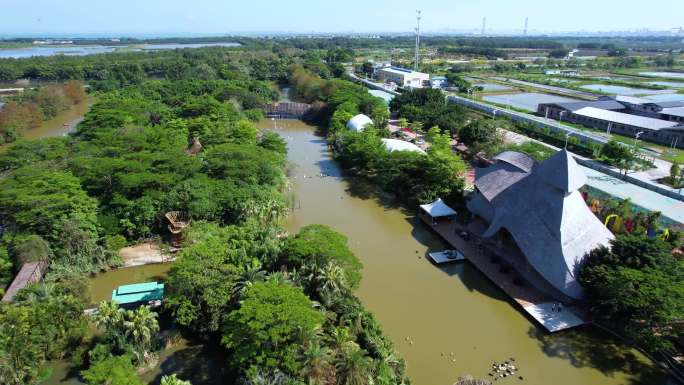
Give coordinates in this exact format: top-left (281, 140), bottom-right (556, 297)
top-left (1, 0), bottom-right (683, 37)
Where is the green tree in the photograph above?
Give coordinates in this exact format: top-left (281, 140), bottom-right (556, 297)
top-left (600, 140), bottom-right (635, 174)
top-left (335, 347), bottom-right (372, 385)
top-left (579, 235), bottom-right (684, 350)
top-left (81, 355), bottom-right (143, 385)
top-left (161, 374), bottom-right (192, 385)
top-left (281, 225), bottom-right (362, 289)
top-left (221, 281), bottom-right (324, 375)
top-left (300, 342), bottom-right (334, 385)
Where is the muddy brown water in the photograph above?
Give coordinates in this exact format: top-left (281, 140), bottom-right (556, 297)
top-left (44, 118), bottom-right (673, 385)
top-left (19, 100), bottom-right (90, 140)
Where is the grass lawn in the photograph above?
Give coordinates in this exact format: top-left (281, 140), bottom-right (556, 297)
top-left (609, 134), bottom-right (684, 163)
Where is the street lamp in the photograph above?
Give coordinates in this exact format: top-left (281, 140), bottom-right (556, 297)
top-left (564, 132), bottom-right (572, 149)
top-left (559, 110), bottom-right (566, 123)
top-left (606, 122), bottom-right (612, 135)
top-left (634, 131), bottom-right (645, 148)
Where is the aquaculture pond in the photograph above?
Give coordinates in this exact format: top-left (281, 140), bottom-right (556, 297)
top-left (482, 92), bottom-right (576, 112)
top-left (579, 84), bottom-right (666, 95)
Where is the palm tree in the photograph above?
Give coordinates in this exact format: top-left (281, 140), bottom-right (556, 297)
top-left (327, 327), bottom-right (358, 357)
top-left (161, 374), bottom-right (192, 385)
top-left (342, 308), bottom-right (366, 337)
top-left (123, 306), bottom-right (159, 361)
top-left (232, 262), bottom-right (267, 301)
top-left (316, 262), bottom-right (348, 295)
top-left (335, 347), bottom-right (372, 385)
top-left (94, 301), bottom-right (123, 330)
top-left (266, 271), bottom-right (291, 285)
top-left (301, 341), bottom-right (334, 385)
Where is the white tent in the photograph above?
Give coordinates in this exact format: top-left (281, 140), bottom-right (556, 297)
top-left (346, 114), bottom-right (373, 132)
top-left (381, 138), bottom-right (426, 154)
top-left (420, 198), bottom-right (457, 218)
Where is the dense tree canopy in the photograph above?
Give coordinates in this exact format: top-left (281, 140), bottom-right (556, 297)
top-left (579, 235), bottom-right (684, 351)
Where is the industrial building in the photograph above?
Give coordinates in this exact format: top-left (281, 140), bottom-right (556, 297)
top-left (375, 66), bottom-right (430, 88)
top-left (537, 96), bottom-right (684, 148)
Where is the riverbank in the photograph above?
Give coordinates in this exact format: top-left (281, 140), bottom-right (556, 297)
top-left (272, 118), bottom-right (673, 385)
top-left (19, 97), bottom-right (91, 140)
top-left (41, 118), bottom-right (674, 385)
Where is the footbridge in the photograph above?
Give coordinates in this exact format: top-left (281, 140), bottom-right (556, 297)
top-left (266, 101), bottom-right (312, 118)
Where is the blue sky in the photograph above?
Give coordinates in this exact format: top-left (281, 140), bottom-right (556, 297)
top-left (1, 0), bottom-right (682, 36)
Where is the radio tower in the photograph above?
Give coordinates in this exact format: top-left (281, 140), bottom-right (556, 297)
top-left (481, 17), bottom-right (486, 36)
top-left (414, 10), bottom-right (421, 71)
top-left (524, 17), bottom-right (529, 36)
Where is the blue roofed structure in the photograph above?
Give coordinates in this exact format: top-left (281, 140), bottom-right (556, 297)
top-left (112, 282), bottom-right (164, 304)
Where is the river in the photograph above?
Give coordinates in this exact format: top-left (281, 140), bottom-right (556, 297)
top-left (44, 118), bottom-right (672, 385)
top-left (19, 99), bottom-right (91, 140)
top-left (0, 42), bottom-right (240, 59)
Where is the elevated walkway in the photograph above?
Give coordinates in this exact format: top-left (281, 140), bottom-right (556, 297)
top-left (2, 261), bottom-right (48, 302)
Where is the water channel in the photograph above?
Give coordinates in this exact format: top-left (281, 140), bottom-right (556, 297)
top-left (44, 118), bottom-right (673, 385)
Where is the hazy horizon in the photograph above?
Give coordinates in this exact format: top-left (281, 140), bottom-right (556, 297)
top-left (1, 0), bottom-right (683, 37)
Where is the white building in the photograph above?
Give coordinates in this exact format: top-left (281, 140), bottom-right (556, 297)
top-left (430, 76), bottom-right (449, 89)
top-left (376, 67), bottom-right (430, 88)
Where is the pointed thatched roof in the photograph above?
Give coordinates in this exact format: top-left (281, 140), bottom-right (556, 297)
top-left (535, 149), bottom-right (586, 194)
top-left (467, 150), bottom-right (614, 300)
top-left (186, 137), bottom-right (203, 156)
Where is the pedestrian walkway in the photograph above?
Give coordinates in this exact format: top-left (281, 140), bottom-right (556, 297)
top-left (581, 165), bottom-right (684, 225)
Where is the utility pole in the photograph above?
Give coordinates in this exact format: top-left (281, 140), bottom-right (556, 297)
top-left (524, 17), bottom-right (529, 36)
top-left (414, 10), bottom-right (421, 71)
top-left (481, 17), bottom-right (486, 36)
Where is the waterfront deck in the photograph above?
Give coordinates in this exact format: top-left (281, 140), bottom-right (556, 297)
top-left (421, 214), bottom-right (587, 332)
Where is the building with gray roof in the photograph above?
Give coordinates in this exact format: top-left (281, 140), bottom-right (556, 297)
top-left (467, 150), bottom-right (614, 301)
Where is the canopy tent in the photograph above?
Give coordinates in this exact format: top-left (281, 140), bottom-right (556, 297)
top-left (420, 198), bottom-right (457, 218)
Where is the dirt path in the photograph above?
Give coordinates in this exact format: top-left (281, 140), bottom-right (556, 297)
top-left (119, 242), bottom-right (174, 267)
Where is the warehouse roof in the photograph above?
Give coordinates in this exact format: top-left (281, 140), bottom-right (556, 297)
top-left (656, 101), bottom-right (684, 108)
top-left (541, 100), bottom-right (625, 112)
top-left (573, 107), bottom-right (681, 130)
top-left (378, 66), bottom-right (428, 77)
top-left (615, 95), bottom-right (653, 105)
top-left (661, 107), bottom-right (684, 118)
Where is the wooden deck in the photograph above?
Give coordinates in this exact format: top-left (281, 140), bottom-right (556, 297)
top-left (421, 213), bottom-right (586, 332)
top-left (2, 261), bottom-right (48, 302)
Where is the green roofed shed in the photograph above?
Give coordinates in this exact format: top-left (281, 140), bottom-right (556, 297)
top-left (112, 282), bottom-right (164, 305)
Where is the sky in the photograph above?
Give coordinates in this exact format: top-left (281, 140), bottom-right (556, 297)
top-left (1, 0), bottom-right (683, 37)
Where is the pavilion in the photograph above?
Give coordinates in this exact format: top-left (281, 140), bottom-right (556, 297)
top-left (467, 150), bottom-right (614, 301)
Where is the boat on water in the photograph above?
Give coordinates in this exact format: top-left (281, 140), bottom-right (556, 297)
top-left (428, 249), bottom-right (465, 264)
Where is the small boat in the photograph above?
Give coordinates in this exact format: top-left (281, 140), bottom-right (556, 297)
top-left (428, 249), bottom-right (465, 264)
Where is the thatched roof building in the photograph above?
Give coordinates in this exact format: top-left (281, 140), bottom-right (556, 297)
top-left (186, 137), bottom-right (203, 156)
top-left (467, 150), bottom-right (614, 301)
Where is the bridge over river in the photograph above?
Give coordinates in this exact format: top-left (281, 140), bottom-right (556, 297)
top-left (265, 101), bottom-right (311, 118)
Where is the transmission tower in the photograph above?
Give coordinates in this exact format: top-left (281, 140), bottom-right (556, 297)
top-left (481, 17), bottom-right (486, 36)
top-left (414, 10), bottom-right (421, 71)
top-left (524, 17), bottom-right (529, 36)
